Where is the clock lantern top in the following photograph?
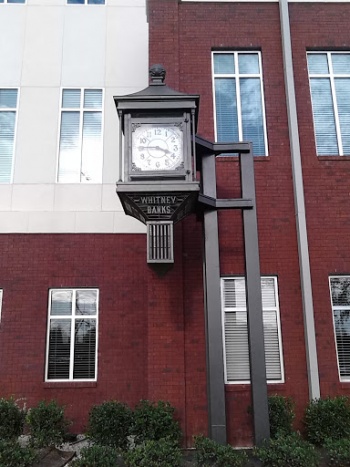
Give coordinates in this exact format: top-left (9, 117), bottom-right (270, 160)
top-left (114, 65), bottom-right (200, 186)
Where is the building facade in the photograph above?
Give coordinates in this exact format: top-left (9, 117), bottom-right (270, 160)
top-left (1, 0), bottom-right (350, 448)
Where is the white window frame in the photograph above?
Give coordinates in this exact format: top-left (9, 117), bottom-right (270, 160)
top-left (212, 51), bottom-right (268, 156)
top-left (329, 276), bottom-right (350, 382)
top-left (57, 88), bottom-right (104, 183)
top-left (307, 51), bottom-right (350, 156)
top-left (45, 288), bottom-right (99, 382)
top-left (0, 88), bottom-right (19, 184)
top-left (221, 276), bottom-right (284, 384)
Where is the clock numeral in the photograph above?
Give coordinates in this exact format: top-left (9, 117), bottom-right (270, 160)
top-left (171, 137), bottom-right (176, 143)
top-left (165, 160), bottom-right (169, 166)
top-left (156, 162), bottom-right (160, 168)
top-left (173, 145), bottom-right (178, 152)
top-left (147, 131), bottom-right (152, 137)
top-left (140, 137), bottom-right (147, 144)
top-left (140, 153), bottom-right (145, 160)
top-left (155, 129), bottom-right (161, 135)
top-left (171, 153), bottom-right (176, 159)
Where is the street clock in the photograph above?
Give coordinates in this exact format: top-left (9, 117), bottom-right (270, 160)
top-left (114, 65), bottom-right (200, 263)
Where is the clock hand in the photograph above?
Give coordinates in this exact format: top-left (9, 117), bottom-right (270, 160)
top-left (138, 146), bottom-right (172, 154)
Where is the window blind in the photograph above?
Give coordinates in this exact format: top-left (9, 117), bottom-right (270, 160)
top-left (0, 89), bottom-right (18, 183)
top-left (222, 277), bottom-right (283, 383)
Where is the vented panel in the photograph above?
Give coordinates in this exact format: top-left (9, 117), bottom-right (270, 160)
top-left (147, 222), bottom-right (174, 263)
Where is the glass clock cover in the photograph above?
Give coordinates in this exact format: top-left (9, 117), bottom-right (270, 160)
top-left (131, 123), bottom-right (184, 172)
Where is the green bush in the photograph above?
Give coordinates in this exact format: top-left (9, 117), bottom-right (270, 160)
top-left (268, 395), bottom-right (295, 438)
top-left (193, 435), bottom-right (248, 467)
top-left (0, 398), bottom-right (26, 440)
top-left (304, 396), bottom-right (350, 445)
top-left (132, 400), bottom-right (181, 444)
top-left (124, 438), bottom-right (182, 467)
top-left (87, 400), bottom-right (132, 450)
top-left (0, 440), bottom-right (37, 467)
top-left (254, 433), bottom-right (320, 467)
top-left (71, 445), bottom-right (119, 467)
top-left (324, 438), bottom-right (350, 466)
top-left (27, 400), bottom-right (69, 448)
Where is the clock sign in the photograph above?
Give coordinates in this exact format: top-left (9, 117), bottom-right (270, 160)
top-left (132, 123), bottom-right (184, 172)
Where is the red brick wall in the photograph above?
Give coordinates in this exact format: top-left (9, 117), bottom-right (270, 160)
top-left (0, 230), bottom-right (207, 443)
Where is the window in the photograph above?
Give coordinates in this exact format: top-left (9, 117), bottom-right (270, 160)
top-left (58, 89), bottom-right (103, 183)
top-left (307, 52), bottom-right (350, 156)
top-left (0, 1), bottom-right (25, 3)
top-left (67, 0), bottom-right (105, 4)
top-left (329, 276), bottom-right (350, 381)
top-left (221, 276), bottom-right (284, 383)
top-left (0, 89), bottom-right (18, 183)
top-left (0, 289), bottom-right (2, 322)
top-left (46, 289), bottom-right (98, 381)
top-left (212, 51), bottom-right (268, 156)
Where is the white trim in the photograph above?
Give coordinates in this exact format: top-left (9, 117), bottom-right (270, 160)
top-left (0, 1), bottom-right (26, 4)
top-left (67, 0), bottom-right (105, 4)
top-left (45, 288), bottom-right (99, 382)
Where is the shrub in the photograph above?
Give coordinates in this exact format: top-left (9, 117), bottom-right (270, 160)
top-left (27, 400), bottom-right (69, 448)
top-left (0, 439), bottom-right (37, 467)
top-left (254, 433), bottom-right (320, 467)
top-left (0, 398), bottom-right (26, 440)
top-left (324, 438), bottom-right (350, 466)
top-left (71, 445), bottom-right (119, 467)
top-left (132, 400), bottom-right (181, 444)
top-left (193, 435), bottom-right (248, 467)
top-left (268, 395), bottom-right (295, 438)
top-left (304, 396), bottom-right (350, 445)
top-left (124, 438), bottom-right (182, 467)
top-left (87, 400), bottom-right (132, 450)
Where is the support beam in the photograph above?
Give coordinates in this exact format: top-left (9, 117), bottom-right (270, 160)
top-left (240, 147), bottom-right (270, 446)
top-left (202, 152), bottom-right (227, 445)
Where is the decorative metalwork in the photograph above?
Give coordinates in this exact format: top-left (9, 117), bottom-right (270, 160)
top-left (147, 221), bottom-right (174, 263)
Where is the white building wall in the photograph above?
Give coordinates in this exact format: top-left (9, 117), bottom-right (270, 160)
top-left (0, 0), bottom-right (148, 233)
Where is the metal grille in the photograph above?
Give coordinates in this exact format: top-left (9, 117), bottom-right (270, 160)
top-left (147, 221), bottom-right (174, 263)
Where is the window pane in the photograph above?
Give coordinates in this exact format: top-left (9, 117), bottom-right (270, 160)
top-left (238, 53), bottom-right (259, 74)
top-left (84, 89), bottom-right (102, 109)
top-left (62, 89), bottom-right (81, 109)
top-left (73, 319), bottom-right (96, 379)
top-left (88, 0), bottom-right (105, 4)
top-left (215, 78), bottom-right (238, 142)
top-left (81, 112), bottom-right (102, 182)
top-left (47, 319), bottom-right (71, 379)
top-left (330, 277), bottom-right (350, 307)
top-left (307, 54), bottom-right (329, 74)
top-left (7, 0), bottom-right (25, 3)
top-left (0, 112), bottom-right (15, 183)
top-left (333, 309), bottom-right (350, 378)
top-left (309, 78), bottom-right (338, 155)
top-left (225, 311), bottom-right (250, 381)
top-left (76, 290), bottom-right (97, 316)
top-left (51, 290), bottom-right (73, 316)
top-left (0, 89), bottom-right (17, 109)
top-left (335, 79), bottom-right (350, 155)
top-left (332, 54), bottom-right (350, 75)
top-left (240, 78), bottom-right (266, 155)
top-left (67, 0), bottom-right (85, 3)
top-left (214, 54), bottom-right (234, 74)
top-left (58, 111), bottom-right (81, 182)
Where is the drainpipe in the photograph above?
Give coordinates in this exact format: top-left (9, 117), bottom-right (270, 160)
top-left (279, 0), bottom-right (320, 400)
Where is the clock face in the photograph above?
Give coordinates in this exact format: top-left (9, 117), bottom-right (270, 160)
top-left (131, 124), bottom-right (183, 172)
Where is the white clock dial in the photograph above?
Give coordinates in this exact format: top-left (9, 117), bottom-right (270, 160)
top-left (131, 124), bottom-right (183, 171)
